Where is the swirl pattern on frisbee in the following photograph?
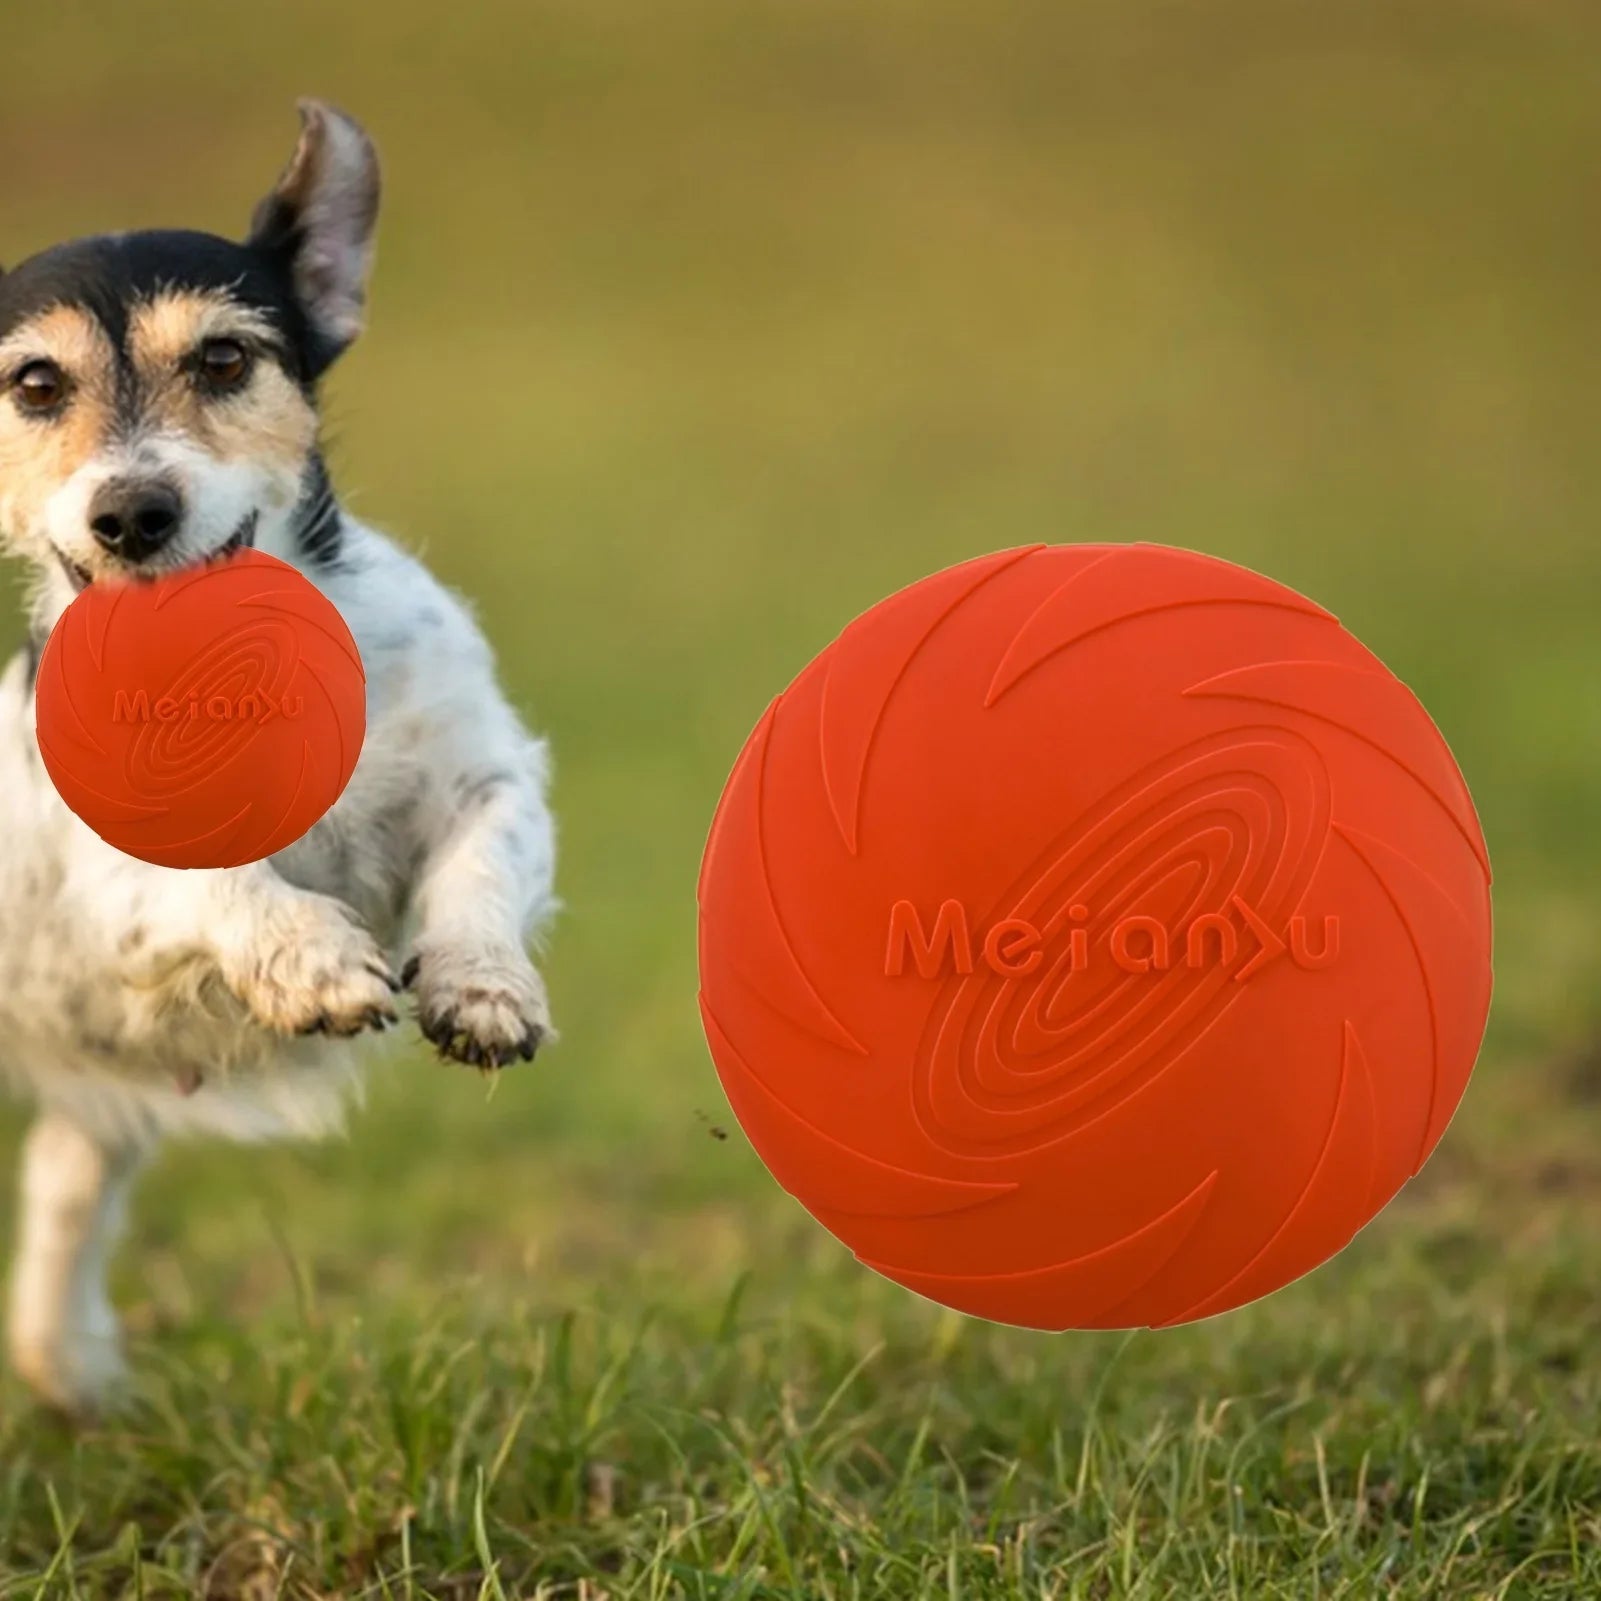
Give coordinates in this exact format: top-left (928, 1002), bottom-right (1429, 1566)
top-left (125, 619), bottom-right (301, 796)
top-left (913, 726), bottom-right (1332, 1158)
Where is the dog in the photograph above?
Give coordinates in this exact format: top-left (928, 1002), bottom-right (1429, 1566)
top-left (0, 102), bottom-right (557, 1412)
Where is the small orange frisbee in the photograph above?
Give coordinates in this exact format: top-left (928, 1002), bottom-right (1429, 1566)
top-left (35, 549), bottom-right (365, 869)
top-left (697, 544), bottom-right (1493, 1328)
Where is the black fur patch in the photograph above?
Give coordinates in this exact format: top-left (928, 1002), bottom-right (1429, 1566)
top-left (0, 230), bottom-right (333, 386)
top-left (293, 452), bottom-right (344, 566)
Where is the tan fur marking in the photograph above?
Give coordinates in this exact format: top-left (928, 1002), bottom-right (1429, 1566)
top-left (0, 309), bottom-right (118, 552)
top-left (128, 291), bottom-right (315, 471)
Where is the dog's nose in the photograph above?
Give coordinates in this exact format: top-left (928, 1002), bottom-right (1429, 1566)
top-left (88, 480), bottom-right (183, 562)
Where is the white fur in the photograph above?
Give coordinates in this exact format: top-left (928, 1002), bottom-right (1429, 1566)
top-left (1, 511), bottom-right (556, 1410)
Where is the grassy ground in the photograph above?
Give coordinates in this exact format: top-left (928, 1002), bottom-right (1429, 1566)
top-left (2, 2), bottom-right (1600, 1594)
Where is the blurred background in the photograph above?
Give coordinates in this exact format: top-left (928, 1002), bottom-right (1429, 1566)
top-left (1, 2), bottom-right (1598, 1593)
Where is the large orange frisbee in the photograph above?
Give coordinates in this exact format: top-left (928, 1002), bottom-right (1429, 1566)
top-left (35, 549), bottom-right (365, 869)
top-left (697, 544), bottom-right (1493, 1328)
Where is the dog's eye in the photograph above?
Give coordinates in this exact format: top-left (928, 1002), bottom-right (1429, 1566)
top-left (13, 360), bottom-right (66, 415)
top-left (197, 338), bottom-right (251, 393)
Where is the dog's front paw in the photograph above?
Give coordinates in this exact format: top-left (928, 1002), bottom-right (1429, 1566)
top-left (222, 892), bottom-right (398, 1038)
top-left (402, 940), bottom-right (551, 1069)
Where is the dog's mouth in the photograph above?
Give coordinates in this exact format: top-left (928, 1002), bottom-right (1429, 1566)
top-left (54, 511), bottom-right (259, 594)
top-left (216, 511), bottom-right (260, 561)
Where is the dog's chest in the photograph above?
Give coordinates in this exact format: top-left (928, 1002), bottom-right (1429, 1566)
top-left (246, 594), bottom-right (452, 932)
top-left (269, 682), bottom-right (433, 934)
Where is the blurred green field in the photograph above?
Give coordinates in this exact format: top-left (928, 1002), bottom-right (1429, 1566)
top-left (1, 2), bottom-right (1599, 1595)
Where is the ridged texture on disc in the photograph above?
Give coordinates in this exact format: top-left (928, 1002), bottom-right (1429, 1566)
top-left (697, 543), bottom-right (1493, 1329)
top-left (35, 549), bottom-right (365, 869)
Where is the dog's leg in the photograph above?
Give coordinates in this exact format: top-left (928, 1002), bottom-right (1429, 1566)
top-left (201, 864), bottom-right (401, 1036)
top-left (7, 1111), bottom-right (147, 1414)
top-left (404, 763), bottom-right (555, 1067)
top-left (104, 857), bottom-right (398, 1037)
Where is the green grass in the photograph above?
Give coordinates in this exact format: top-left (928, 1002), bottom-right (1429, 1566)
top-left (3, 1), bottom-right (1601, 1594)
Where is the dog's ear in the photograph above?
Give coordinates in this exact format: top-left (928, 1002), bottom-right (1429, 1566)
top-left (248, 100), bottom-right (380, 374)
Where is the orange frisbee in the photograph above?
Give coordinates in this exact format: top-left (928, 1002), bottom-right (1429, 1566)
top-left (697, 544), bottom-right (1493, 1328)
top-left (35, 549), bottom-right (365, 870)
